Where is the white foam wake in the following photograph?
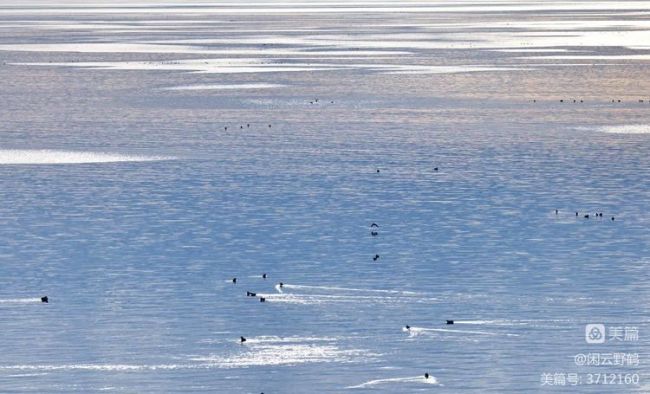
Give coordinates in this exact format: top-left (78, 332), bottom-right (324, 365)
top-left (0, 336), bottom-right (377, 372)
top-left (347, 375), bottom-right (439, 389)
top-left (0, 150), bottom-right (174, 165)
top-left (267, 283), bottom-right (429, 305)
top-left (596, 125), bottom-right (650, 134)
top-left (193, 335), bottom-right (378, 368)
top-left (0, 364), bottom-right (197, 372)
top-left (280, 283), bottom-right (420, 295)
top-left (453, 320), bottom-right (528, 326)
top-left (405, 326), bottom-right (519, 337)
top-left (257, 292), bottom-right (422, 305)
top-left (0, 298), bottom-right (42, 304)
top-left (163, 83), bottom-right (285, 91)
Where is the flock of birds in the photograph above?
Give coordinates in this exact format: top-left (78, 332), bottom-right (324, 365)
top-left (228, 167), bottom-right (443, 385)
top-left (224, 123), bottom-right (271, 131)
top-left (30, 159), bottom-right (618, 387)
top-left (530, 98), bottom-right (650, 103)
top-left (556, 209), bottom-right (615, 220)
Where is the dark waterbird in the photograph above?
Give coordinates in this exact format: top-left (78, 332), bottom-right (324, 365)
top-left (232, 277), bottom-right (237, 284)
top-left (446, 320), bottom-right (454, 325)
top-left (373, 254), bottom-right (380, 261)
top-left (240, 336), bottom-right (247, 343)
top-left (425, 373), bottom-right (430, 379)
top-left (262, 273), bottom-right (267, 279)
top-left (260, 297), bottom-right (266, 302)
top-left (247, 291), bottom-right (256, 297)
top-left (41, 296), bottom-right (48, 303)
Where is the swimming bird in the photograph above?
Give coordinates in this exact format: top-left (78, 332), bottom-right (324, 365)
top-left (41, 296), bottom-right (48, 303)
top-left (376, 169), bottom-right (380, 173)
top-left (262, 273), bottom-right (267, 279)
top-left (279, 282), bottom-right (284, 288)
top-left (240, 336), bottom-right (246, 343)
top-left (612, 216), bottom-right (615, 221)
top-left (405, 325), bottom-right (410, 330)
top-left (576, 212), bottom-right (579, 216)
top-left (371, 231), bottom-right (378, 236)
top-left (371, 223), bottom-right (379, 228)
top-left (424, 373), bottom-right (430, 379)
top-left (232, 278), bottom-right (237, 284)
top-left (247, 291), bottom-right (256, 297)
top-left (555, 209), bottom-right (558, 215)
top-left (373, 254), bottom-right (380, 261)
top-left (584, 214), bottom-right (589, 219)
top-left (446, 320), bottom-right (454, 325)
top-left (434, 167), bottom-right (438, 171)
top-left (260, 297), bottom-right (266, 302)
top-left (225, 126), bottom-right (228, 131)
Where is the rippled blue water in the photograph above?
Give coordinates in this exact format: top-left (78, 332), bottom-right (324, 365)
top-left (0, 1), bottom-right (649, 392)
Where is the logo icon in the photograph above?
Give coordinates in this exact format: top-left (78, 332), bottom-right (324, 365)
top-left (585, 324), bottom-right (606, 344)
